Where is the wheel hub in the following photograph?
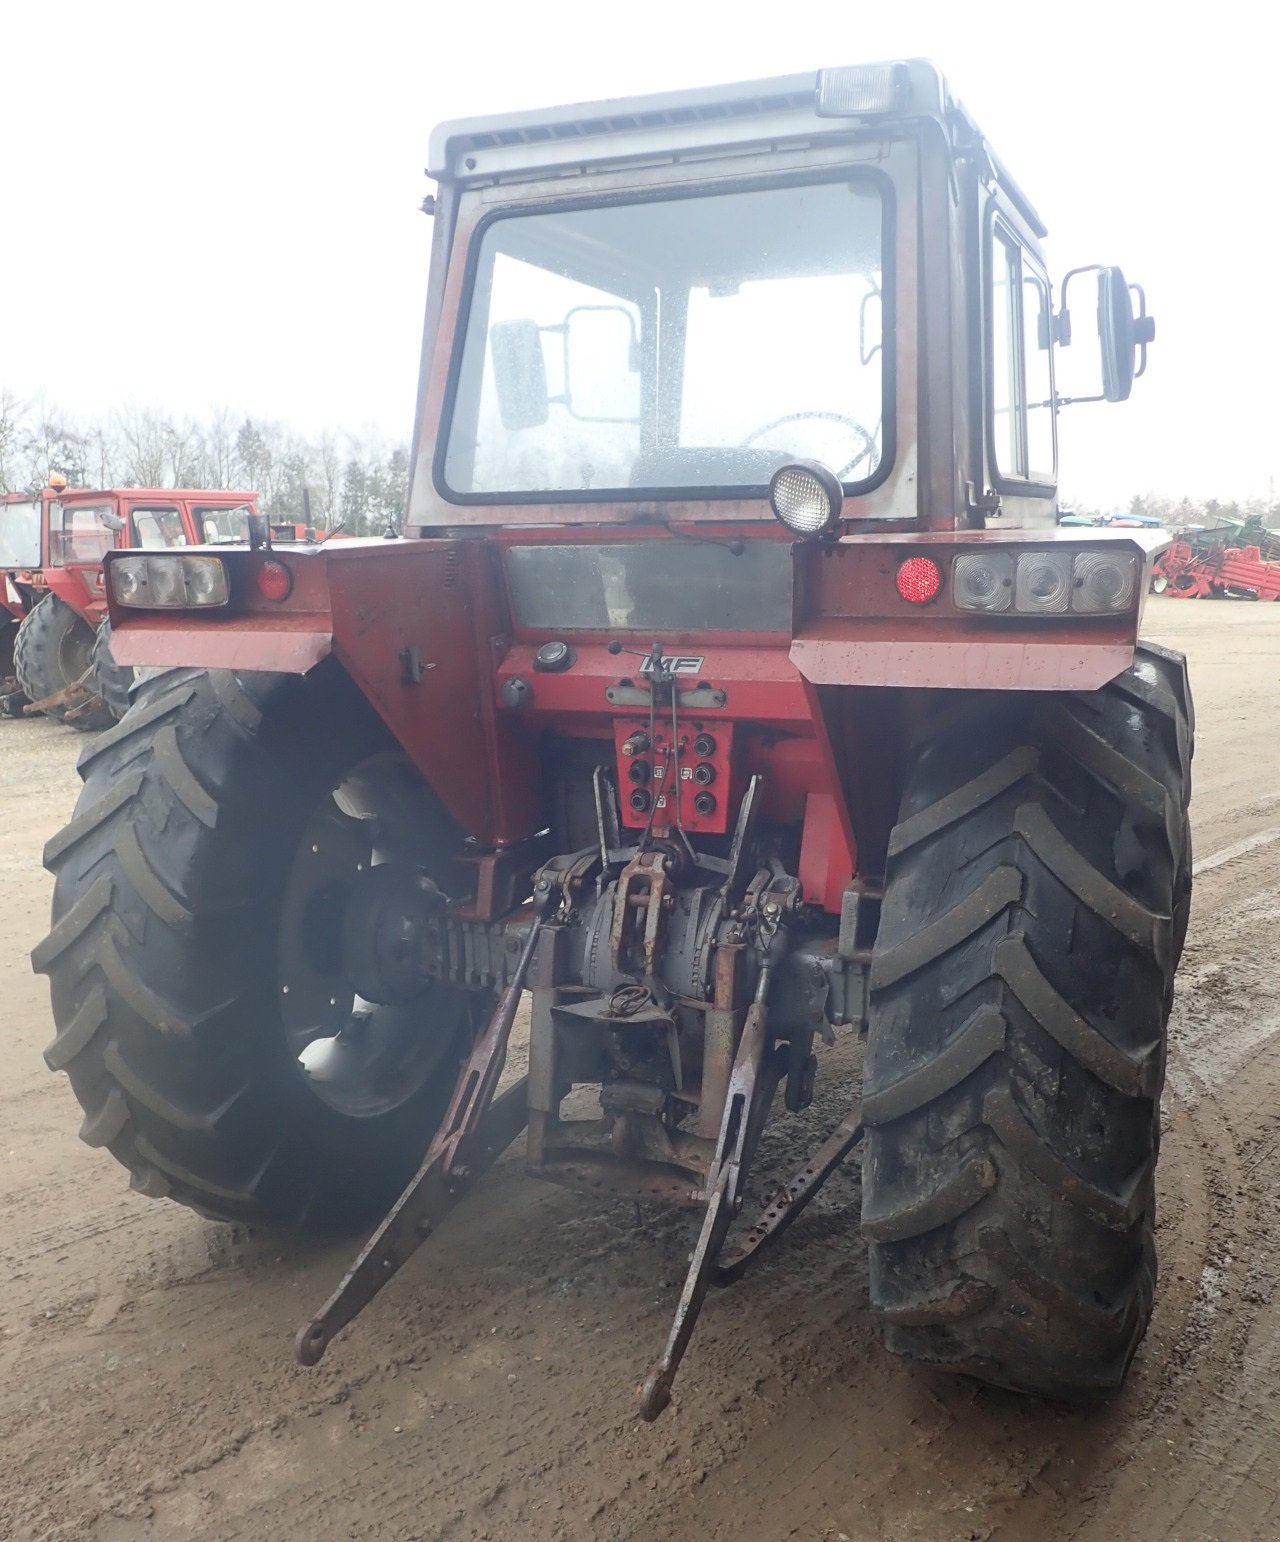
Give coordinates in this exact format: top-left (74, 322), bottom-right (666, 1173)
top-left (340, 863), bottom-right (445, 1005)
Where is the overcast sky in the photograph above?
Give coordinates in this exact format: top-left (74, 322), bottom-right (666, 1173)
top-left (5, 0), bottom-right (1275, 507)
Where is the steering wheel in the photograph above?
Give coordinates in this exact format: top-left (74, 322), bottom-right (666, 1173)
top-left (741, 411), bottom-right (879, 480)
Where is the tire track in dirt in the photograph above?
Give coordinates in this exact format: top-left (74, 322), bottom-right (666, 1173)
top-left (6, 602), bottom-right (1280, 1542)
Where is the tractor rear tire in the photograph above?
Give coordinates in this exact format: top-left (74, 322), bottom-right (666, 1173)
top-left (91, 619), bottom-right (134, 722)
top-left (14, 593), bottom-right (114, 731)
top-left (35, 663), bottom-right (487, 1231)
top-left (861, 642), bottom-right (1192, 1399)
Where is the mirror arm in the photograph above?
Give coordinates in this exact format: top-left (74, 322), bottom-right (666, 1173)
top-left (1129, 282), bottom-right (1155, 379)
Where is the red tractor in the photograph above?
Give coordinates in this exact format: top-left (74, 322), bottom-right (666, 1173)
top-left (35, 62), bottom-right (1190, 1413)
top-left (0, 490), bottom-right (50, 710)
top-left (12, 484), bottom-right (258, 728)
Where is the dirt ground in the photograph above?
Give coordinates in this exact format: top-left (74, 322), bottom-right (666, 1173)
top-left (4, 598), bottom-right (1280, 1542)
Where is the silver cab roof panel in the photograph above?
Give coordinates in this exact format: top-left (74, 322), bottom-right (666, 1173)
top-left (427, 60), bottom-right (949, 183)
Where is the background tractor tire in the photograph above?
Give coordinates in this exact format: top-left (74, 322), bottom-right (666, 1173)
top-left (35, 663), bottom-right (487, 1231)
top-left (91, 620), bottom-right (134, 722)
top-left (861, 642), bottom-right (1192, 1399)
top-left (14, 593), bottom-right (114, 731)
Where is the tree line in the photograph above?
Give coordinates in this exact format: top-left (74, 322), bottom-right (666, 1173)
top-left (1070, 491), bottom-right (1280, 531)
top-left (0, 394), bottom-right (410, 536)
top-left (4, 392), bottom-right (1275, 539)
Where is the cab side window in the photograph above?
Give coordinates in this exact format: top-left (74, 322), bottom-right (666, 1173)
top-left (130, 506), bottom-right (188, 548)
top-left (990, 225), bottom-right (1055, 487)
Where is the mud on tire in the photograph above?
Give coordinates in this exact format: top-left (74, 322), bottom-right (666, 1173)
top-left (861, 642), bottom-right (1193, 1398)
top-left (35, 664), bottom-right (485, 1231)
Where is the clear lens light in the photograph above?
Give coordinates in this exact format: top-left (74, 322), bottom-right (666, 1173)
top-left (816, 64), bottom-right (903, 116)
top-left (1072, 551), bottom-right (1137, 612)
top-left (770, 463), bottom-right (840, 536)
top-left (952, 552), bottom-right (1014, 612)
top-left (148, 560), bottom-right (185, 606)
top-left (108, 555), bottom-right (229, 609)
top-left (110, 557), bottom-right (147, 604)
top-left (1015, 552), bottom-right (1071, 613)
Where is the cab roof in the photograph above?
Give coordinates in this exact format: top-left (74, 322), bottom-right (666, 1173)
top-left (428, 59), bottom-right (1045, 237)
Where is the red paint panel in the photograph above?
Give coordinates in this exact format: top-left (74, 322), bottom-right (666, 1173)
top-left (110, 619), bottom-right (331, 672)
top-left (791, 630), bottom-right (1134, 690)
top-left (326, 541), bottom-right (541, 847)
top-left (797, 792), bottom-right (854, 912)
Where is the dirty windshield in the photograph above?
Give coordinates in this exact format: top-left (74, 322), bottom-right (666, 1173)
top-left (442, 178), bottom-right (885, 499)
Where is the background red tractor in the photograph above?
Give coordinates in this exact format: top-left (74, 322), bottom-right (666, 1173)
top-left (0, 490), bottom-right (49, 711)
top-left (12, 485), bottom-right (258, 728)
top-left (35, 61), bottom-right (1190, 1416)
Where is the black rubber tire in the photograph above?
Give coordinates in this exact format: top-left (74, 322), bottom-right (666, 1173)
top-left (0, 616), bottom-right (21, 703)
top-left (14, 592), bottom-right (114, 730)
top-left (861, 641), bottom-right (1193, 1399)
top-left (35, 663), bottom-right (487, 1231)
top-left (91, 620), bottom-right (134, 722)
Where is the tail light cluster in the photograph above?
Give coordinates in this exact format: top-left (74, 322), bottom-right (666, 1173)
top-left (109, 554), bottom-right (230, 609)
top-left (890, 547), bottom-right (1140, 617)
top-left (951, 550), bottom-right (1137, 615)
top-left (109, 553), bottom-right (297, 609)
top-left (615, 722), bottom-right (732, 833)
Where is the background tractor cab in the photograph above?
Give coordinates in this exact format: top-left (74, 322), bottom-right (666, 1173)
top-left (9, 484), bottom-right (258, 729)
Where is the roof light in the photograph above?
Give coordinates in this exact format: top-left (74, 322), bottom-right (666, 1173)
top-left (816, 64), bottom-right (906, 118)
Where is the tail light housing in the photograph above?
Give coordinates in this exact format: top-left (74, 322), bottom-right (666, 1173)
top-left (953, 548), bottom-right (1138, 616)
top-left (109, 554), bottom-right (230, 609)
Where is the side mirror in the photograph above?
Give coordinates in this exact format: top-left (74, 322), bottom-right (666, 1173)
top-left (562, 305), bottom-right (641, 423)
top-left (490, 319), bottom-right (549, 430)
top-left (100, 510), bottom-right (126, 532)
top-left (1097, 267), bottom-right (1155, 402)
top-left (1057, 264), bottom-right (1155, 405)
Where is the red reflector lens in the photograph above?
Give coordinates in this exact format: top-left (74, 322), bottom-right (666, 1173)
top-left (896, 556), bottom-right (942, 604)
top-left (256, 559), bottom-right (292, 602)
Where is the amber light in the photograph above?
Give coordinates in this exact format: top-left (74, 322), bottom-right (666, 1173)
top-left (896, 556), bottom-right (942, 604)
top-left (256, 559), bottom-right (292, 601)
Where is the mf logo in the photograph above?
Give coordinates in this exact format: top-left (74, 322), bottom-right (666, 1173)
top-left (639, 655), bottom-right (705, 677)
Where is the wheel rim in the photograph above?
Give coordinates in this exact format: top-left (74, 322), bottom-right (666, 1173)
top-left (57, 613), bottom-right (95, 688)
top-left (1151, 574), bottom-right (1168, 593)
top-left (276, 753), bottom-right (472, 1117)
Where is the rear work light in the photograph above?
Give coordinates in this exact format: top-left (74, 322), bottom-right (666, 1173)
top-left (952, 549), bottom-right (1138, 616)
top-left (109, 554), bottom-right (229, 609)
top-left (895, 556), bottom-right (942, 604)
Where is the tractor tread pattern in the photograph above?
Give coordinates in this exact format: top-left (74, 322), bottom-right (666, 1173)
top-left (862, 642), bottom-right (1192, 1398)
top-left (36, 663), bottom-right (477, 1231)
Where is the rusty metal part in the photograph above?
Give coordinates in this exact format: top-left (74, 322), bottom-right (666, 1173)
top-left (638, 950), bottom-right (779, 1422)
top-left (696, 940), bottom-right (743, 1140)
top-left (609, 849), bottom-right (672, 983)
top-left (714, 1108), bottom-right (863, 1285)
top-left (295, 878), bottom-right (555, 1367)
top-left (21, 671), bottom-right (97, 718)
